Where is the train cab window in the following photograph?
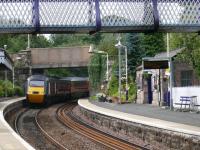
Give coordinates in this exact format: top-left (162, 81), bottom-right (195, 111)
top-left (30, 81), bottom-right (45, 87)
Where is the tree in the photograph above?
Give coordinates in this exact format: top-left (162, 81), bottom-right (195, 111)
top-left (142, 33), bottom-right (166, 57)
top-left (30, 35), bottom-right (52, 48)
top-left (51, 33), bottom-right (102, 47)
top-left (88, 53), bottom-right (106, 94)
top-left (0, 34), bottom-right (27, 52)
top-left (172, 33), bottom-right (200, 77)
top-left (0, 34), bottom-right (52, 53)
top-left (97, 34), bottom-right (117, 55)
top-left (125, 33), bottom-right (144, 78)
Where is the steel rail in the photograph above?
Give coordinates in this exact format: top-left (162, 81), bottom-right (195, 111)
top-left (14, 108), bottom-right (28, 136)
top-left (57, 104), bottom-right (142, 150)
top-left (35, 108), bottom-right (69, 150)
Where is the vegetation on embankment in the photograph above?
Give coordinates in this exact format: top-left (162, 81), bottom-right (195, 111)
top-left (0, 80), bottom-right (24, 97)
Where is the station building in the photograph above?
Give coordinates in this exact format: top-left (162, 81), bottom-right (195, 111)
top-left (136, 48), bottom-right (200, 108)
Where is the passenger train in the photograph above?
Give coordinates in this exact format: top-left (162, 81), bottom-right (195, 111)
top-left (26, 75), bottom-right (89, 105)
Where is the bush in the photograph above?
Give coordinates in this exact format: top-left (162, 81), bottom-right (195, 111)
top-left (1, 80), bottom-right (14, 97)
top-left (128, 82), bottom-right (137, 102)
top-left (7, 87), bottom-right (14, 97)
top-left (0, 80), bottom-right (24, 97)
top-left (108, 75), bottom-right (118, 96)
top-left (14, 86), bottom-right (24, 96)
top-left (0, 85), bottom-right (4, 97)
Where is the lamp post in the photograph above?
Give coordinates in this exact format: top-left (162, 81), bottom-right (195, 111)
top-left (3, 45), bottom-right (8, 97)
top-left (115, 41), bottom-right (129, 102)
top-left (167, 33), bottom-right (173, 110)
top-left (89, 45), bottom-right (109, 82)
top-left (115, 41), bottom-right (122, 103)
top-left (124, 46), bottom-right (128, 102)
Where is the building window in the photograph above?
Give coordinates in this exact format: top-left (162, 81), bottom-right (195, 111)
top-left (181, 70), bottom-right (193, 86)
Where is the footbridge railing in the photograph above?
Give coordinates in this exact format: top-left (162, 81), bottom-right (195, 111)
top-left (0, 0), bottom-right (199, 33)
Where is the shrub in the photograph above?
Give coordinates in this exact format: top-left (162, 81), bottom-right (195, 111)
top-left (128, 82), bottom-right (137, 102)
top-left (1, 80), bottom-right (13, 97)
top-left (108, 74), bottom-right (118, 96)
top-left (0, 85), bottom-right (4, 97)
top-left (0, 80), bottom-right (24, 97)
top-left (7, 87), bottom-right (14, 97)
top-left (14, 86), bottom-right (24, 96)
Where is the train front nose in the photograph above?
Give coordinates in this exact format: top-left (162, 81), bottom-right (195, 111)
top-left (27, 87), bottom-right (45, 103)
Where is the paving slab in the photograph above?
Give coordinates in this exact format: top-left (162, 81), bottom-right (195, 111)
top-left (0, 97), bottom-right (34, 150)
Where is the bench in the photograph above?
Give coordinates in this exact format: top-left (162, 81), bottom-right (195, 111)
top-left (175, 96), bottom-right (198, 112)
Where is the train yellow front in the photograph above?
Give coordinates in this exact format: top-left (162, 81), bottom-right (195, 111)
top-left (26, 75), bottom-right (89, 105)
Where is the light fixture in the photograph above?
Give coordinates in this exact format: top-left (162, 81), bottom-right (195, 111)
top-left (89, 44), bottom-right (94, 53)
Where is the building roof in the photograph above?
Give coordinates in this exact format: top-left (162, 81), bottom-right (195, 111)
top-left (142, 48), bottom-right (185, 69)
top-left (154, 48), bottom-right (185, 59)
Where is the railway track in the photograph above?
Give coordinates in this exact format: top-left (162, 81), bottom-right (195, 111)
top-left (15, 108), bottom-right (59, 150)
top-left (57, 103), bottom-right (143, 150)
top-left (35, 109), bottom-right (69, 150)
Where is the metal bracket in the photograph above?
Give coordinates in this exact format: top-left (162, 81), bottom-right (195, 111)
top-left (152, 0), bottom-right (159, 31)
top-left (90, 0), bottom-right (101, 34)
top-left (32, 0), bottom-right (40, 33)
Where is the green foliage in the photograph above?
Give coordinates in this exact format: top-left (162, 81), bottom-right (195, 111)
top-left (125, 33), bottom-right (144, 78)
top-left (44, 68), bottom-right (71, 77)
top-left (44, 68), bottom-right (88, 77)
top-left (0, 34), bottom-right (27, 52)
top-left (168, 33), bottom-right (185, 50)
top-left (0, 80), bottom-right (14, 97)
top-left (88, 54), bottom-right (106, 94)
top-left (51, 33), bottom-right (102, 47)
top-left (128, 78), bottom-right (137, 102)
top-left (14, 86), bottom-right (24, 96)
top-left (97, 34), bottom-right (117, 55)
top-left (142, 33), bottom-right (166, 57)
top-left (0, 34), bottom-right (52, 53)
top-left (125, 33), bottom-right (165, 79)
top-left (0, 80), bottom-right (23, 97)
top-left (89, 95), bottom-right (97, 101)
top-left (108, 74), bottom-right (118, 96)
top-left (172, 33), bottom-right (200, 77)
top-left (30, 35), bottom-right (52, 48)
top-left (0, 85), bottom-right (4, 97)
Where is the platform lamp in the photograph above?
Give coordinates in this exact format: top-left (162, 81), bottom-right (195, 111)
top-left (3, 45), bottom-right (8, 97)
top-left (115, 40), bottom-right (129, 102)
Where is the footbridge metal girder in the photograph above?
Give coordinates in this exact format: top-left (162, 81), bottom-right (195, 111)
top-left (0, 0), bottom-right (199, 33)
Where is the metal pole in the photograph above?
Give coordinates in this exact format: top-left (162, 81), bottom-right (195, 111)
top-left (28, 34), bottom-right (30, 49)
top-left (125, 46), bottom-right (128, 102)
top-left (5, 70), bottom-right (7, 97)
top-left (12, 67), bottom-right (15, 89)
top-left (167, 33), bottom-right (169, 57)
top-left (118, 47), bottom-right (121, 103)
top-left (106, 53), bottom-right (109, 91)
top-left (169, 58), bottom-right (173, 110)
top-left (106, 53), bottom-right (109, 81)
top-left (167, 33), bottom-right (173, 110)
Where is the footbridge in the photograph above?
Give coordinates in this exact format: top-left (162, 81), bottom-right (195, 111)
top-left (0, 0), bottom-right (199, 33)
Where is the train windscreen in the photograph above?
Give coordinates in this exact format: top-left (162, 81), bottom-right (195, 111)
top-left (29, 80), bottom-right (44, 87)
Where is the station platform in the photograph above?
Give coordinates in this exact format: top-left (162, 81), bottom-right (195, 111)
top-left (0, 97), bottom-right (34, 150)
top-left (78, 99), bottom-right (200, 136)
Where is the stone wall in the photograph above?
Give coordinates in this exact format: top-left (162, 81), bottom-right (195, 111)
top-left (78, 106), bottom-right (200, 150)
